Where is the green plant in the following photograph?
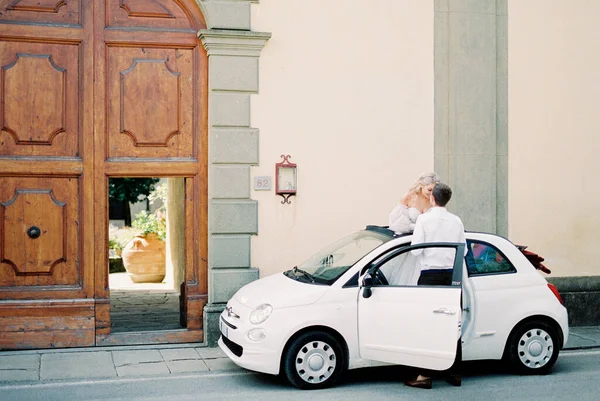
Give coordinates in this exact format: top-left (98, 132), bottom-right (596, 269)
top-left (108, 178), bottom-right (160, 225)
top-left (130, 183), bottom-right (168, 241)
top-left (132, 210), bottom-right (166, 240)
top-left (108, 238), bottom-right (122, 251)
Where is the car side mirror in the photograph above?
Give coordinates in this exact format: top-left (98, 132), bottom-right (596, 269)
top-left (362, 274), bottom-right (373, 299)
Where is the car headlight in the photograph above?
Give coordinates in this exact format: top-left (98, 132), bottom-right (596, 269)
top-left (249, 303), bottom-right (273, 325)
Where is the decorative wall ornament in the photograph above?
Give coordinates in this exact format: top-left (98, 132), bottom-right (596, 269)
top-left (275, 154), bottom-right (297, 204)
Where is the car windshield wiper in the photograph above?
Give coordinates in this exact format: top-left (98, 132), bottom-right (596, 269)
top-left (293, 266), bottom-right (315, 283)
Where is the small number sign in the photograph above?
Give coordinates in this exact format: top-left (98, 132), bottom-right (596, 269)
top-left (254, 176), bottom-right (272, 191)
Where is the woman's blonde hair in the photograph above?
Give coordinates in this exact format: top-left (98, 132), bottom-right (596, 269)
top-left (409, 172), bottom-right (441, 193)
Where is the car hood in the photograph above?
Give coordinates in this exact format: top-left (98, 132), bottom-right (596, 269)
top-left (233, 272), bottom-right (328, 309)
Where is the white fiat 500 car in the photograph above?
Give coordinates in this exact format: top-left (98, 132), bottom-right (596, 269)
top-left (218, 226), bottom-right (568, 389)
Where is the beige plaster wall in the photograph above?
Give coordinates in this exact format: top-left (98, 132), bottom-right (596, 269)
top-left (250, 0), bottom-right (435, 277)
top-left (508, 1), bottom-right (600, 276)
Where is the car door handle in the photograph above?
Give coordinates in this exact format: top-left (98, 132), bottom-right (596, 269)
top-left (433, 307), bottom-right (456, 315)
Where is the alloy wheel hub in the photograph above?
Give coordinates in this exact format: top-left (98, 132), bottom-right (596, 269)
top-left (517, 328), bottom-right (554, 368)
top-left (295, 340), bottom-right (336, 383)
top-left (528, 341), bottom-right (543, 356)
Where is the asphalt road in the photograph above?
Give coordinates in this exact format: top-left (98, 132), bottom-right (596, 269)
top-left (2, 349), bottom-right (599, 401)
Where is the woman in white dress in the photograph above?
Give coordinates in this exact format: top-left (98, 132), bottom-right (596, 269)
top-left (386, 172), bottom-right (441, 286)
top-left (388, 172), bottom-right (440, 234)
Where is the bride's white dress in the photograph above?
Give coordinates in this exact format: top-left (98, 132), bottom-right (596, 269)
top-left (382, 203), bottom-right (422, 286)
top-left (382, 251), bottom-right (422, 286)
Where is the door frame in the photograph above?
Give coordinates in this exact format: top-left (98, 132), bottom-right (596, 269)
top-left (91, 0), bottom-right (208, 346)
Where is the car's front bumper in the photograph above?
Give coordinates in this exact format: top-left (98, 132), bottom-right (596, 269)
top-left (217, 301), bottom-right (284, 376)
top-left (218, 335), bottom-right (281, 375)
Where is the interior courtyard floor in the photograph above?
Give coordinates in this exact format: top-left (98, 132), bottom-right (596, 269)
top-left (109, 273), bottom-right (183, 333)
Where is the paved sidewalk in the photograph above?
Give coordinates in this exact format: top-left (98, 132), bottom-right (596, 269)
top-left (563, 326), bottom-right (600, 349)
top-left (1, 326), bottom-right (599, 385)
top-left (0, 343), bottom-right (238, 383)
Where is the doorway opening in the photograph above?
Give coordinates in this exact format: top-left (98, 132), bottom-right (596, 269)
top-left (108, 177), bottom-right (186, 333)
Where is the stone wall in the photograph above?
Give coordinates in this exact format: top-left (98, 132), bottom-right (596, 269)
top-left (548, 276), bottom-right (600, 327)
top-left (197, 0), bottom-right (270, 346)
top-left (434, 0), bottom-right (508, 236)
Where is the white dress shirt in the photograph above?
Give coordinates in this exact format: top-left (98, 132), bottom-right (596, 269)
top-left (411, 206), bottom-right (467, 270)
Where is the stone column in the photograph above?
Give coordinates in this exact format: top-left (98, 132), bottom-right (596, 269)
top-left (434, 0), bottom-right (508, 236)
top-left (198, 27), bottom-right (270, 345)
top-left (165, 178), bottom-right (185, 291)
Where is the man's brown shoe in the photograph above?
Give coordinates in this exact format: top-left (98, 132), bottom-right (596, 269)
top-left (404, 377), bottom-right (432, 389)
top-left (446, 374), bottom-right (462, 387)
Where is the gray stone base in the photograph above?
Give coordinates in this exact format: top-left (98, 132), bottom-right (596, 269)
top-left (203, 304), bottom-right (226, 347)
top-left (548, 276), bottom-right (600, 326)
top-left (205, 268), bottom-right (260, 346)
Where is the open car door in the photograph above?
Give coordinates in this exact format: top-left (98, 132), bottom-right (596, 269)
top-left (357, 242), bottom-right (465, 371)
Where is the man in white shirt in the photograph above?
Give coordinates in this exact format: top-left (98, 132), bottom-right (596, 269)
top-left (411, 183), bottom-right (466, 286)
top-left (404, 183), bottom-right (466, 389)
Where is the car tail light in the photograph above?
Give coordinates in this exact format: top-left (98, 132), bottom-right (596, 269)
top-left (548, 283), bottom-right (563, 305)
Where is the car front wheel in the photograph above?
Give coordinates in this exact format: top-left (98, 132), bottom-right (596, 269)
top-left (283, 331), bottom-right (346, 390)
top-left (506, 320), bottom-right (560, 375)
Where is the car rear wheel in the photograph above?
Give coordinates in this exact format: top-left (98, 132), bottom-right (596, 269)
top-left (506, 320), bottom-right (560, 375)
top-left (283, 331), bottom-right (345, 390)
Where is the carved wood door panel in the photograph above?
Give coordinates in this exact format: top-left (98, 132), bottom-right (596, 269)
top-left (0, 43), bottom-right (79, 156)
top-left (0, 178), bottom-right (79, 287)
top-left (0, 0), bottom-right (207, 349)
top-left (107, 47), bottom-right (195, 158)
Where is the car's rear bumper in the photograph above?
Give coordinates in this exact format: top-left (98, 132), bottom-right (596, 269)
top-left (558, 306), bottom-right (569, 349)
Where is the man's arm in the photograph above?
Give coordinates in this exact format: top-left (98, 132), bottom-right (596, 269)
top-left (411, 216), bottom-right (425, 255)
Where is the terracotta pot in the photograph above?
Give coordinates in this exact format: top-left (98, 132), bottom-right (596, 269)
top-left (121, 233), bottom-right (166, 283)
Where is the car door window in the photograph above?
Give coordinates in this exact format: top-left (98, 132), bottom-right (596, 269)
top-left (343, 242), bottom-right (412, 288)
top-left (465, 240), bottom-right (516, 276)
top-left (376, 251), bottom-right (421, 286)
top-left (373, 245), bottom-right (458, 287)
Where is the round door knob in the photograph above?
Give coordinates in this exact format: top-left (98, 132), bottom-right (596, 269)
top-left (27, 226), bottom-right (41, 239)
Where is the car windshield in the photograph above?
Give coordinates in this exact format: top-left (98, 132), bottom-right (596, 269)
top-left (287, 229), bottom-right (392, 285)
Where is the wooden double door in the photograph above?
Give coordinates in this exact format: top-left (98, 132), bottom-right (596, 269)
top-left (0, 0), bottom-right (208, 349)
